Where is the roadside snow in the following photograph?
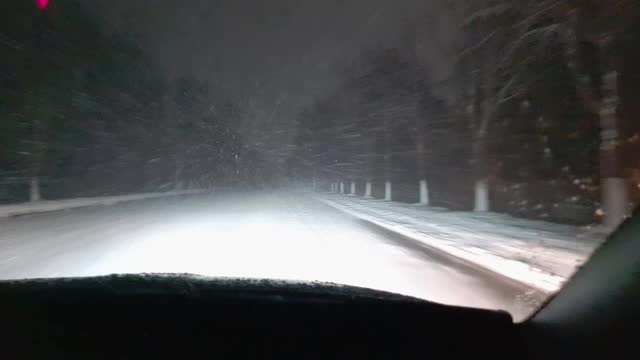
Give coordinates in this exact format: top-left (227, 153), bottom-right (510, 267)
top-left (317, 194), bottom-right (609, 292)
top-left (0, 190), bottom-right (207, 218)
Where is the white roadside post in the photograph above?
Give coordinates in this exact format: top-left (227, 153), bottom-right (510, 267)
top-left (419, 179), bottom-right (429, 205)
top-left (384, 181), bottom-right (392, 201)
top-left (339, 182), bottom-right (345, 194)
top-left (350, 181), bottom-right (356, 195)
top-left (364, 181), bottom-right (372, 198)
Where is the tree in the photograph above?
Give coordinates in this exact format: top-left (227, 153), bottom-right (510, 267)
top-left (462, 0), bottom-right (639, 224)
top-left (0, 0), bottom-right (245, 200)
top-left (291, 46), bottom-right (433, 202)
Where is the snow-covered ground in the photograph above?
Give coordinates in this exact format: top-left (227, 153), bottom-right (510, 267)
top-left (0, 192), bottom-right (543, 321)
top-left (0, 190), bottom-right (206, 218)
top-left (318, 194), bottom-right (609, 292)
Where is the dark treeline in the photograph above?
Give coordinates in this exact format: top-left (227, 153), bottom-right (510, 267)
top-left (290, 0), bottom-right (640, 227)
top-left (0, 0), bottom-right (264, 202)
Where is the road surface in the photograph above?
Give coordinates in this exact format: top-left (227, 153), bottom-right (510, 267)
top-left (0, 192), bottom-right (543, 320)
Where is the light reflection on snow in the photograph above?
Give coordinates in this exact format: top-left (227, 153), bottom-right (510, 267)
top-left (85, 209), bottom-right (511, 315)
top-left (89, 216), bottom-right (415, 293)
top-left (318, 196), bottom-right (603, 293)
top-left (0, 193), bottom-right (561, 321)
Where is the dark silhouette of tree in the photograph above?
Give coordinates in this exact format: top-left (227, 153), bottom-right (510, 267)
top-left (0, 0), bottom-right (244, 201)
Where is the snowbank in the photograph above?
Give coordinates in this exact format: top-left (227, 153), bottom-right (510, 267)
top-left (317, 195), bottom-right (609, 292)
top-left (0, 190), bottom-right (207, 218)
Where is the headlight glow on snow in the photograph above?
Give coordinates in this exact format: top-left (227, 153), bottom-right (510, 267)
top-left (83, 212), bottom-right (454, 305)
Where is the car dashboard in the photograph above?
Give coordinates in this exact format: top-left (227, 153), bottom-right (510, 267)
top-left (0, 275), bottom-right (517, 359)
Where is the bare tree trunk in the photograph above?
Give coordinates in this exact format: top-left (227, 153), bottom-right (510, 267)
top-left (416, 131), bottom-right (429, 205)
top-left (29, 176), bottom-right (41, 202)
top-left (599, 71), bottom-right (627, 228)
top-left (472, 102), bottom-right (491, 212)
top-left (364, 137), bottom-right (374, 199)
top-left (384, 181), bottom-right (392, 201)
top-left (29, 115), bottom-right (45, 202)
top-left (312, 169), bottom-right (317, 192)
top-left (564, 12), bottom-right (628, 228)
top-left (29, 145), bottom-right (43, 202)
top-left (419, 179), bottom-right (430, 205)
top-left (383, 119), bottom-right (392, 201)
top-left (471, 46), bottom-right (495, 212)
top-left (470, 89), bottom-right (494, 212)
top-left (173, 162), bottom-right (184, 191)
top-left (473, 179), bottom-right (489, 212)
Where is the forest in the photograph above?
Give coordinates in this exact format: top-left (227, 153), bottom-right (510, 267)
top-left (0, 0), bottom-right (253, 202)
top-left (289, 0), bottom-right (640, 227)
top-left (2, 0), bottom-right (640, 228)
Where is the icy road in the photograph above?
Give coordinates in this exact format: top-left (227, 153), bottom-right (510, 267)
top-left (0, 192), bottom-right (543, 320)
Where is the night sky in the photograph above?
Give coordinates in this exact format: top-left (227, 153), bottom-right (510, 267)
top-left (95, 0), bottom-right (458, 160)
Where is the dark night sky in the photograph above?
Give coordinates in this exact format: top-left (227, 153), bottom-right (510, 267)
top-left (96, 0), bottom-right (458, 162)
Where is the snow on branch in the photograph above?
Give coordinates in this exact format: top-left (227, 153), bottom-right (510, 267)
top-left (463, 2), bottom-right (513, 27)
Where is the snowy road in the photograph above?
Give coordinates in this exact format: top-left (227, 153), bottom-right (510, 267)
top-left (0, 192), bottom-right (543, 320)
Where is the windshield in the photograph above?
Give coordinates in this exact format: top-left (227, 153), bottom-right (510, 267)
top-left (1, 0), bottom-right (638, 321)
